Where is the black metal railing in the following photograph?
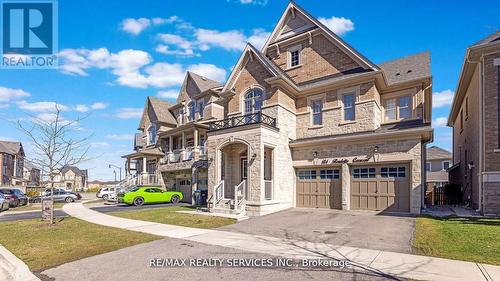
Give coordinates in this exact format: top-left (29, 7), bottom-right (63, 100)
top-left (208, 112), bottom-right (277, 131)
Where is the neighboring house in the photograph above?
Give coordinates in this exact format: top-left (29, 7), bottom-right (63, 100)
top-left (447, 31), bottom-right (500, 215)
top-left (87, 180), bottom-right (117, 191)
top-left (52, 166), bottom-right (88, 191)
top-left (23, 160), bottom-right (41, 187)
top-left (425, 146), bottom-right (452, 205)
top-left (0, 141), bottom-right (25, 187)
top-left (123, 2), bottom-right (433, 215)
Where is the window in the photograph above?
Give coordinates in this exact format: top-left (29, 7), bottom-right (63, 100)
top-left (343, 94), bottom-right (355, 121)
top-left (352, 168), bottom-right (375, 178)
top-left (311, 99), bottom-right (323, 125)
top-left (385, 95), bottom-right (411, 121)
top-left (442, 161), bottom-right (450, 170)
top-left (147, 123), bottom-right (157, 145)
top-left (298, 170), bottom-right (317, 180)
top-left (381, 167), bottom-right (406, 178)
top-left (244, 89), bottom-right (263, 114)
top-left (241, 159), bottom-right (248, 179)
top-left (188, 102), bottom-right (195, 121)
top-left (320, 169), bottom-right (339, 179)
top-left (288, 45), bottom-right (301, 68)
top-left (197, 101), bottom-right (205, 118)
top-left (426, 162), bottom-right (431, 172)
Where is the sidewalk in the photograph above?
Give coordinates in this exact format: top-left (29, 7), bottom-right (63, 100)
top-left (63, 202), bottom-right (500, 281)
top-left (0, 245), bottom-right (39, 281)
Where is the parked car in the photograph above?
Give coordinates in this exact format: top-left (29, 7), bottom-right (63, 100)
top-left (96, 186), bottom-right (118, 200)
top-left (117, 186), bottom-right (183, 206)
top-left (0, 188), bottom-right (28, 207)
top-left (30, 190), bottom-right (81, 203)
top-left (0, 193), bottom-right (9, 212)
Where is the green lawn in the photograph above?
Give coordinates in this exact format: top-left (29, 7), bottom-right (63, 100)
top-left (0, 218), bottom-right (160, 271)
top-left (110, 206), bottom-right (236, 229)
top-left (9, 202), bottom-right (66, 212)
top-left (413, 217), bottom-right (500, 265)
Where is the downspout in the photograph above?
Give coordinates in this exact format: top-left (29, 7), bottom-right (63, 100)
top-left (466, 51), bottom-right (483, 212)
top-left (421, 82), bottom-right (432, 211)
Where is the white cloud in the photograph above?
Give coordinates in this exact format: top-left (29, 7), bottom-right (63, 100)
top-left (195, 28), bottom-right (247, 51)
top-left (158, 33), bottom-right (193, 50)
top-left (433, 117), bottom-right (448, 128)
top-left (187, 63), bottom-right (227, 82)
top-left (75, 104), bottom-right (89, 112)
top-left (151, 16), bottom-right (178, 25)
top-left (105, 134), bottom-right (135, 141)
top-left (0, 86), bottom-right (31, 102)
top-left (157, 89), bottom-right (179, 100)
top-left (121, 16), bottom-right (178, 35)
top-left (318, 16), bottom-right (355, 36)
top-left (433, 89), bottom-right (454, 108)
top-left (91, 102), bottom-right (108, 110)
top-left (116, 108), bottom-right (143, 119)
top-left (17, 100), bottom-right (69, 112)
top-left (90, 142), bottom-right (110, 147)
top-left (247, 29), bottom-right (271, 49)
top-left (237, 0), bottom-right (268, 5)
top-left (155, 45), bottom-right (196, 57)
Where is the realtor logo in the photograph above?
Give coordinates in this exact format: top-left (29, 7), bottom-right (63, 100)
top-left (1, 0), bottom-right (58, 68)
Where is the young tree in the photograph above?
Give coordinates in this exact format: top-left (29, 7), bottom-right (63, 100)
top-left (17, 105), bottom-right (91, 224)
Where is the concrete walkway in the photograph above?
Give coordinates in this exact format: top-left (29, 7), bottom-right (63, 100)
top-left (63, 203), bottom-right (500, 281)
top-left (0, 245), bottom-right (39, 281)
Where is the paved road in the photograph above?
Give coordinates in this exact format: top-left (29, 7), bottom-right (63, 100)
top-left (40, 237), bottom-right (393, 281)
top-left (220, 208), bottom-right (415, 254)
top-left (0, 202), bottom-right (189, 222)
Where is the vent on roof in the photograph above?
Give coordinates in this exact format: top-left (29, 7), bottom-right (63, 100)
top-left (395, 72), bottom-right (401, 76)
top-left (201, 76), bottom-right (207, 81)
top-left (407, 70), bottom-right (412, 73)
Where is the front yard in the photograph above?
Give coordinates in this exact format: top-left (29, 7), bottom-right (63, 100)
top-left (109, 206), bottom-right (236, 229)
top-left (8, 202), bottom-right (66, 212)
top-left (0, 218), bottom-right (160, 272)
top-left (413, 217), bottom-right (500, 265)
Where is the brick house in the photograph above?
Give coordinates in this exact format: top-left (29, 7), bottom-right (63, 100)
top-left (0, 141), bottom-right (25, 187)
top-left (424, 146), bottom-right (452, 205)
top-left (52, 165), bottom-right (88, 191)
top-left (122, 2), bottom-right (433, 215)
top-left (447, 31), bottom-right (500, 215)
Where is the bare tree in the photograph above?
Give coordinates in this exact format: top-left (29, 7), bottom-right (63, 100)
top-left (16, 105), bottom-right (92, 224)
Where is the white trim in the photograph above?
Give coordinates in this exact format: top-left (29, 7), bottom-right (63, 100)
top-left (307, 93), bottom-right (325, 126)
top-left (442, 160), bottom-right (451, 170)
top-left (338, 86), bottom-right (360, 122)
top-left (287, 44), bottom-right (302, 69)
top-left (240, 85), bottom-right (266, 115)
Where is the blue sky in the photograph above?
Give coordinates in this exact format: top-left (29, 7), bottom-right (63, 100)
top-left (0, 0), bottom-right (499, 180)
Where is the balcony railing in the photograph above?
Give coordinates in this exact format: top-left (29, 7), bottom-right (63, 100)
top-left (161, 146), bottom-right (207, 164)
top-left (208, 112), bottom-right (277, 131)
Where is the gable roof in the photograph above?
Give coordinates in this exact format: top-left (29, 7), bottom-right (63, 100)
top-left (176, 72), bottom-right (221, 103)
top-left (379, 52), bottom-right (431, 86)
top-left (262, 2), bottom-right (379, 71)
top-left (472, 30), bottom-right (500, 47)
top-left (138, 97), bottom-right (176, 129)
top-left (0, 141), bottom-right (23, 155)
top-left (60, 166), bottom-right (87, 177)
top-left (426, 146), bottom-right (452, 161)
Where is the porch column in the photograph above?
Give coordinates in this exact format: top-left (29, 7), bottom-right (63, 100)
top-left (142, 157), bottom-right (147, 174)
top-left (341, 163), bottom-right (350, 210)
top-left (168, 136), bottom-right (173, 152)
top-left (194, 128), bottom-right (199, 147)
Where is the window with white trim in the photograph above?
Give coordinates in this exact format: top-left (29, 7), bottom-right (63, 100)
top-left (188, 101), bottom-right (195, 121)
top-left (381, 167), bottom-right (406, 178)
top-left (384, 95), bottom-right (412, 121)
top-left (343, 94), bottom-right (355, 121)
top-left (147, 123), bottom-right (157, 145)
top-left (288, 45), bottom-right (301, 68)
top-left (311, 99), bottom-right (323, 125)
top-left (298, 170), bottom-right (316, 180)
top-left (426, 162), bottom-right (431, 172)
top-left (320, 169), bottom-right (339, 179)
top-left (352, 168), bottom-right (375, 178)
top-left (442, 161), bottom-right (450, 170)
top-left (197, 100), bottom-right (205, 118)
top-left (244, 89), bottom-right (263, 114)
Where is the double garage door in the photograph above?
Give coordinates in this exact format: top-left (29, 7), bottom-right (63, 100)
top-left (350, 164), bottom-right (410, 212)
top-left (296, 168), bottom-right (342, 209)
top-left (296, 164), bottom-right (410, 212)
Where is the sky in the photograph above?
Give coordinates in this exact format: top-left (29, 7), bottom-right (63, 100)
top-left (0, 0), bottom-right (499, 180)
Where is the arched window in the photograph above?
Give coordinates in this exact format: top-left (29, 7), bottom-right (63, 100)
top-left (188, 101), bottom-right (195, 121)
top-left (148, 123), bottom-right (157, 145)
top-left (244, 88), bottom-right (263, 115)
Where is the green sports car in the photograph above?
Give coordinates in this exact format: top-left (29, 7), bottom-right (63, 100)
top-left (117, 186), bottom-right (183, 206)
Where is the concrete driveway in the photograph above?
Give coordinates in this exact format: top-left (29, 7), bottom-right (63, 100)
top-left (219, 208), bottom-right (415, 254)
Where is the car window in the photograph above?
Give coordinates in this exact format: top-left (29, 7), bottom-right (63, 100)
top-left (153, 188), bottom-right (163, 193)
top-left (0, 189), bottom-right (14, 194)
top-left (144, 188), bottom-right (155, 193)
top-left (130, 186), bottom-right (140, 192)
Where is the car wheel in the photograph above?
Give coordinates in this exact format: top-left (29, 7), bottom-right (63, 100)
top-left (102, 194), bottom-right (109, 200)
top-left (65, 197), bottom-right (74, 203)
top-left (171, 195), bottom-right (180, 204)
top-left (133, 197), bottom-right (144, 206)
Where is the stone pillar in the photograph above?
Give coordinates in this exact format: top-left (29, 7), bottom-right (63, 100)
top-left (341, 163), bottom-right (350, 210)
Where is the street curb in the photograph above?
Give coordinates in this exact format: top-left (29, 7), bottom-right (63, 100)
top-left (0, 245), bottom-right (39, 281)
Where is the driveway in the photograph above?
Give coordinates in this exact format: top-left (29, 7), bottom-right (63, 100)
top-left (219, 208), bottom-right (415, 254)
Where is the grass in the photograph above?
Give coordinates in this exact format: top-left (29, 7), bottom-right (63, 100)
top-left (413, 217), bottom-right (500, 265)
top-left (0, 218), bottom-right (160, 271)
top-left (110, 206), bottom-right (236, 229)
top-left (8, 202), bottom-right (67, 212)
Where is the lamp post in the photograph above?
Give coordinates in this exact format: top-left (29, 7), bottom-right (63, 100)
top-left (108, 164), bottom-right (122, 182)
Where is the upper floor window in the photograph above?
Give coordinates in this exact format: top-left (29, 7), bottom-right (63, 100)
top-left (197, 100), bottom-right (205, 118)
top-left (178, 109), bottom-right (184, 125)
top-left (343, 94), bottom-right (355, 121)
top-left (311, 99), bottom-right (323, 125)
top-left (426, 162), bottom-right (431, 172)
top-left (384, 95), bottom-right (412, 121)
top-left (244, 89), bottom-right (263, 114)
top-left (147, 123), bottom-right (157, 145)
top-left (442, 161), bottom-right (450, 170)
top-left (288, 45), bottom-right (302, 68)
top-left (188, 102), bottom-right (195, 121)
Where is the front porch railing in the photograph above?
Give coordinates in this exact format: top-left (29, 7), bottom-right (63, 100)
top-left (163, 146), bottom-right (207, 164)
top-left (234, 180), bottom-right (246, 214)
top-left (214, 180), bottom-right (224, 206)
top-left (208, 112), bottom-right (277, 131)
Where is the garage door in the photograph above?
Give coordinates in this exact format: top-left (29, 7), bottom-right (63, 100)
top-left (350, 165), bottom-right (410, 212)
top-left (296, 168), bottom-right (341, 209)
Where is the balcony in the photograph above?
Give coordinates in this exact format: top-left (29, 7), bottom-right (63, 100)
top-left (208, 112), bottom-right (277, 132)
top-left (160, 146), bottom-right (207, 165)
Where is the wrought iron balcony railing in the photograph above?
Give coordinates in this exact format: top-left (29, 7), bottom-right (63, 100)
top-left (208, 112), bottom-right (277, 131)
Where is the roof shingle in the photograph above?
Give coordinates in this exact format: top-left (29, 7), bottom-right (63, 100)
top-left (426, 146), bottom-right (452, 160)
top-left (379, 52), bottom-right (431, 86)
